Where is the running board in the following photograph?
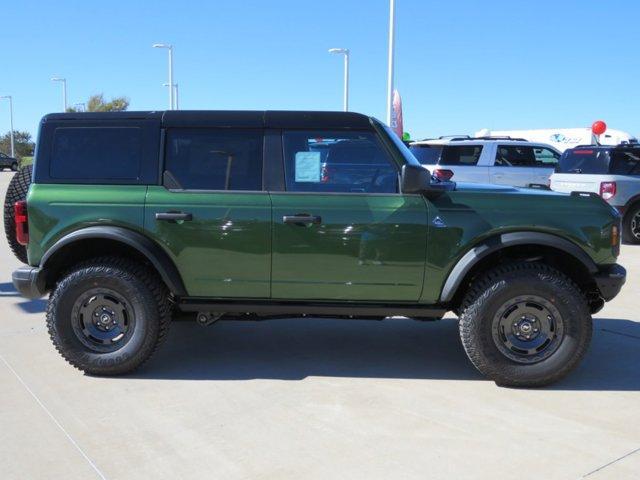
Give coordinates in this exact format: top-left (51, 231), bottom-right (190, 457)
top-left (177, 299), bottom-right (446, 319)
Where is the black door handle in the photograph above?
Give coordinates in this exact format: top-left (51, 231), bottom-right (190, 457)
top-left (282, 214), bottom-right (322, 226)
top-left (155, 212), bottom-right (193, 222)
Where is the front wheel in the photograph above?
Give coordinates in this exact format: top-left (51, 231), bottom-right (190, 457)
top-left (458, 263), bottom-right (592, 387)
top-left (47, 257), bottom-right (172, 375)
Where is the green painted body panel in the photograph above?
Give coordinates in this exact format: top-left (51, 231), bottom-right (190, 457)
top-left (27, 184), bottom-right (148, 266)
top-left (419, 185), bottom-right (619, 303)
top-left (270, 193), bottom-right (428, 301)
top-left (144, 186), bottom-right (271, 298)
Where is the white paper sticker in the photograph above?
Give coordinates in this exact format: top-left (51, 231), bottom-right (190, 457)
top-left (294, 151), bottom-right (321, 182)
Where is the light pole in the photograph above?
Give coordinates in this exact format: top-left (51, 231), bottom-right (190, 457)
top-left (0, 95), bottom-right (14, 157)
top-left (164, 83), bottom-right (179, 110)
top-left (51, 77), bottom-right (67, 112)
top-left (386, 0), bottom-right (396, 125)
top-left (328, 48), bottom-right (349, 111)
top-left (153, 44), bottom-right (174, 109)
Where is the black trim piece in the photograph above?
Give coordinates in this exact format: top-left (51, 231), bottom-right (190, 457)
top-left (40, 226), bottom-right (187, 296)
top-left (178, 299), bottom-right (446, 318)
top-left (594, 264), bottom-right (626, 302)
top-left (439, 232), bottom-right (600, 303)
top-left (263, 129), bottom-right (284, 191)
top-left (12, 266), bottom-right (46, 299)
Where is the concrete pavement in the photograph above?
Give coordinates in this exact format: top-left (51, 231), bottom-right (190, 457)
top-left (0, 171), bottom-right (638, 479)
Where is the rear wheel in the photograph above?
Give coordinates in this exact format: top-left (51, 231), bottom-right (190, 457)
top-left (3, 165), bottom-right (32, 263)
top-left (622, 204), bottom-right (640, 244)
top-left (47, 257), bottom-right (172, 375)
top-left (459, 262), bottom-right (592, 387)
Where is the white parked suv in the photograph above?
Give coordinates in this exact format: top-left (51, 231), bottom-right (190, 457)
top-left (409, 136), bottom-right (561, 187)
top-left (550, 144), bottom-right (640, 244)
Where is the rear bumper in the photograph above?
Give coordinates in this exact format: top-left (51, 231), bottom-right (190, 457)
top-left (12, 267), bottom-right (46, 299)
top-left (594, 264), bottom-right (626, 302)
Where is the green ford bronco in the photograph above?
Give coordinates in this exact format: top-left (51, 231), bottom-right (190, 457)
top-left (8, 111), bottom-right (626, 387)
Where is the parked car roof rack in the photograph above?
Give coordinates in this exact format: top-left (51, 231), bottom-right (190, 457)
top-left (469, 136), bottom-right (529, 141)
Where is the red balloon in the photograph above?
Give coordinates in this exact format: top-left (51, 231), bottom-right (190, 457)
top-left (592, 120), bottom-right (607, 135)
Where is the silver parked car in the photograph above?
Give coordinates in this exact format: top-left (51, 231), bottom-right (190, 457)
top-left (550, 144), bottom-right (640, 244)
top-left (409, 136), bottom-right (561, 188)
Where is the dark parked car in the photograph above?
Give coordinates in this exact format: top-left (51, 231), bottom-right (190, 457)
top-left (0, 152), bottom-right (19, 171)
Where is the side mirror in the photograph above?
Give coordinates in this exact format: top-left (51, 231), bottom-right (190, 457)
top-left (401, 164), bottom-right (431, 194)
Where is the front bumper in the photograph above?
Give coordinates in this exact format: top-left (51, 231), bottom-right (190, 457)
top-left (594, 264), bottom-right (626, 302)
top-left (12, 266), bottom-right (46, 299)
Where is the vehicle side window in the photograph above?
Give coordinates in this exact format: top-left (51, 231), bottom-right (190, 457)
top-left (164, 128), bottom-right (263, 190)
top-left (51, 127), bottom-right (142, 180)
top-left (282, 130), bottom-right (398, 193)
top-left (610, 150), bottom-right (640, 175)
top-left (440, 145), bottom-right (483, 166)
top-left (495, 145), bottom-right (536, 167)
top-left (533, 147), bottom-right (560, 168)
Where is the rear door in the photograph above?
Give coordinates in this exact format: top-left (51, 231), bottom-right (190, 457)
top-left (144, 127), bottom-right (272, 298)
top-left (270, 129), bottom-right (429, 302)
top-left (439, 144), bottom-right (489, 183)
top-left (532, 146), bottom-right (560, 186)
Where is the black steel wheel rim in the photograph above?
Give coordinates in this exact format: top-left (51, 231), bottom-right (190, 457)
top-left (71, 288), bottom-right (135, 352)
top-left (631, 210), bottom-right (640, 240)
top-left (491, 295), bottom-right (564, 364)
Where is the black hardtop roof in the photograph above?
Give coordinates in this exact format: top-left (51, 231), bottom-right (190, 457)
top-left (41, 110), bottom-right (375, 129)
top-left (565, 143), bottom-right (640, 153)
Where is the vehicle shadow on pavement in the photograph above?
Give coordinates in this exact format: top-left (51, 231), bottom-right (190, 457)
top-left (129, 317), bottom-right (640, 390)
top-left (0, 282), bottom-right (47, 314)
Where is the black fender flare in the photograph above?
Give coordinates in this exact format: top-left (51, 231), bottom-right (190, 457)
top-left (439, 231), bottom-right (598, 303)
top-left (40, 226), bottom-right (187, 296)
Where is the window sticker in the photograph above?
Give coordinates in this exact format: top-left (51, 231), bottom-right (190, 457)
top-left (294, 151), bottom-right (321, 182)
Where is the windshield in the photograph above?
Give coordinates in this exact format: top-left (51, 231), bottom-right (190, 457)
top-left (409, 145), bottom-right (442, 165)
top-left (378, 123), bottom-right (422, 166)
top-left (558, 149), bottom-right (610, 174)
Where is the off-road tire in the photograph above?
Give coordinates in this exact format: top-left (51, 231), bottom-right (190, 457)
top-left (3, 164), bottom-right (32, 263)
top-left (46, 257), bottom-right (172, 375)
top-left (622, 203), bottom-right (640, 245)
top-left (459, 262), bottom-right (592, 388)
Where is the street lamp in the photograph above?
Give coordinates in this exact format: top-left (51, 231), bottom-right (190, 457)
top-left (0, 95), bottom-right (14, 157)
top-left (328, 48), bottom-right (349, 112)
top-left (163, 83), bottom-right (179, 110)
top-left (153, 43), bottom-right (174, 109)
top-left (386, 0), bottom-right (396, 125)
top-left (51, 77), bottom-right (67, 112)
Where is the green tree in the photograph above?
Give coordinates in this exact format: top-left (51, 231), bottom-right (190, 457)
top-left (67, 94), bottom-right (130, 112)
top-left (0, 131), bottom-right (35, 159)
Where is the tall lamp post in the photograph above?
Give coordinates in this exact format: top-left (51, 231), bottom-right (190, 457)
top-left (153, 43), bottom-right (174, 109)
top-left (0, 95), bottom-right (14, 157)
top-left (386, 0), bottom-right (396, 125)
top-left (328, 48), bottom-right (350, 111)
top-left (164, 83), bottom-right (179, 110)
top-left (51, 77), bottom-right (67, 112)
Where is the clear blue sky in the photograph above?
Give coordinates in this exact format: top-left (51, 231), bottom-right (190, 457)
top-left (1, 0), bottom-right (639, 140)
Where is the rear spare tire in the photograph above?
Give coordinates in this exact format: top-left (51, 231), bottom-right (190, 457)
top-left (3, 165), bottom-right (32, 264)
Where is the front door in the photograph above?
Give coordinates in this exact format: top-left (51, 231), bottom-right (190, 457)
top-left (145, 127), bottom-right (271, 298)
top-left (271, 129), bottom-right (429, 302)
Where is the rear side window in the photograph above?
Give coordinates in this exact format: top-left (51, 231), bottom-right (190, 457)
top-left (283, 130), bottom-right (398, 193)
top-left (409, 145), bottom-right (442, 164)
top-left (495, 145), bottom-right (536, 167)
top-left (440, 145), bottom-right (483, 166)
top-left (533, 147), bottom-right (560, 167)
top-left (610, 150), bottom-right (640, 175)
top-left (51, 127), bottom-right (142, 180)
top-left (164, 129), bottom-right (263, 190)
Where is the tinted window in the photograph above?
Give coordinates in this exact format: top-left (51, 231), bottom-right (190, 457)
top-left (283, 130), bottom-right (398, 193)
top-left (51, 127), bottom-right (142, 180)
top-left (558, 149), bottom-right (610, 174)
top-left (495, 145), bottom-right (536, 167)
top-left (410, 145), bottom-right (442, 165)
top-left (610, 149), bottom-right (640, 175)
top-left (165, 129), bottom-right (263, 190)
top-left (440, 145), bottom-right (483, 165)
top-left (533, 147), bottom-right (560, 167)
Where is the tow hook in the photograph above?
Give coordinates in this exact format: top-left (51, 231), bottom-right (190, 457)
top-left (196, 312), bottom-right (224, 326)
